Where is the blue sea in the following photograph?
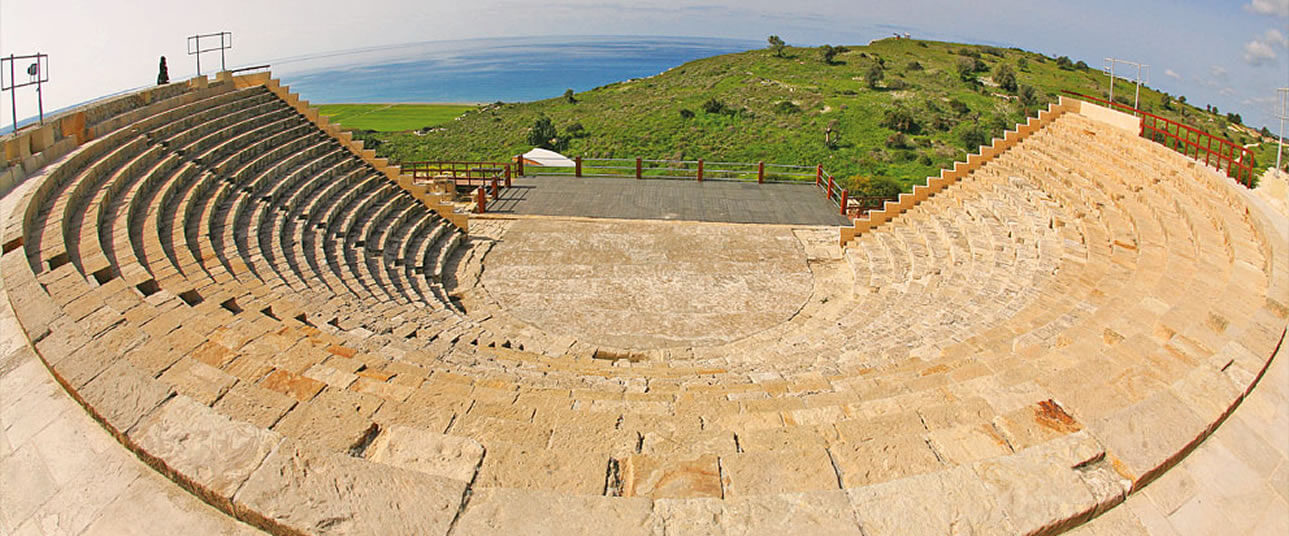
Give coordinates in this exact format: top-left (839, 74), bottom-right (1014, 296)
top-left (271, 36), bottom-right (762, 104)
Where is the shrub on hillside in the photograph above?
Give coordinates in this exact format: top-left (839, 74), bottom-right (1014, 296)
top-left (885, 132), bottom-right (912, 149)
top-left (958, 123), bottom-right (989, 150)
top-left (849, 175), bottom-right (903, 198)
top-left (880, 107), bottom-right (920, 134)
top-left (947, 98), bottom-right (970, 115)
top-left (886, 78), bottom-right (909, 90)
top-left (774, 101), bottom-right (801, 114)
top-left (906, 60), bottom-right (924, 71)
top-left (1019, 85), bottom-right (1039, 109)
top-left (527, 116), bottom-right (566, 151)
top-left (702, 97), bottom-right (729, 115)
top-left (994, 64), bottom-right (1018, 92)
top-left (982, 46), bottom-right (1006, 57)
top-left (678, 108), bottom-right (695, 119)
top-left (1016, 57), bottom-right (1028, 70)
top-left (822, 45), bottom-right (849, 65)
top-left (865, 64), bottom-right (885, 89)
top-left (1056, 56), bottom-right (1075, 70)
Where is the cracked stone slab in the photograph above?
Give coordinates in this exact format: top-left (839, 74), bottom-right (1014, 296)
top-left (128, 395), bottom-right (284, 512)
top-left (233, 438), bottom-right (466, 536)
top-left (655, 491), bottom-right (864, 536)
top-left (75, 359), bottom-right (175, 441)
top-left (452, 487), bottom-right (660, 536)
top-left (618, 454), bottom-right (722, 499)
top-left (363, 425), bottom-right (483, 483)
top-left (1086, 389), bottom-right (1208, 488)
top-left (847, 464), bottom-right (1016, 536)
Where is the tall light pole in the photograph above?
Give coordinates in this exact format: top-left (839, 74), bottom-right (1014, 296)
top-left (1, 53), bottom-right (50, 133)
top-left (187, 32), bottom-right (233, 76)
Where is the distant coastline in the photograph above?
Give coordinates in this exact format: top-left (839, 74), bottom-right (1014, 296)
top-left (275, 35), bottom-right (759, 105)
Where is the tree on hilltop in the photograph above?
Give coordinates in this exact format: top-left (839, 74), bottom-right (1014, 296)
top-left (767, 35), bottom-right (786, 58)
top-left (563, 89), bottom-right (577, 104)
top-left (822, 45), bottom-right (849, 65)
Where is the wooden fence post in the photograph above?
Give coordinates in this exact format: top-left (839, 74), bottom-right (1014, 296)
top-left (636, 157), bottom-right (642, 179)
top-left (815, 164), bottom-right (823, 187)
top-left (840, 190), bottom-right (848, 216)
top-left (697, 159), bottom-right (704, 182)
top-left (758, 161), bottom-right (764, 184)
top-left (516, 155), bottom-right (524, 176)
top-left (575, 156), bottom-right (583, 177)
top-left (504, 164), bottom-right (512, 187)
top-left (475, 186), bottom-right (486, 214)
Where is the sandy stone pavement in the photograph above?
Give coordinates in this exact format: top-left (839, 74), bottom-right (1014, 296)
top-left (481, 218), bottom-right (816, 350)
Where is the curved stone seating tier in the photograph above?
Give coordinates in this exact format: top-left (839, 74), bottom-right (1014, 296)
top-left (3, 79), bottom-right (1285, 536)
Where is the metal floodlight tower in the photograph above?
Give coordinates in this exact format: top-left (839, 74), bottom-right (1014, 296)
top-left (1103, 57), bottom-right (1149, 111)
top-left (187, 32), bottom-right (233, 76)
top-left (1, 53), bottom-right (50, 134)
top-left (1275, 87), bottom-right (1288, 169)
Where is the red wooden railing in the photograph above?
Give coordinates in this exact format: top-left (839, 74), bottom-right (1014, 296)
top-left (403, 156), bottom-right (890, 217)
top-left (1061, 91), bottom-right (1257, 187)
top-left (403, 160), bottom-right (513, 189)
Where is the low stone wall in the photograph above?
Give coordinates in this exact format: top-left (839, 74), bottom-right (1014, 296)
top-left (840, 97), bottom-right (1079, 246)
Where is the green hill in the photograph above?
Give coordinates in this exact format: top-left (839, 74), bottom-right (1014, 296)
top-left (359, 38), bottom-right (1278, 194)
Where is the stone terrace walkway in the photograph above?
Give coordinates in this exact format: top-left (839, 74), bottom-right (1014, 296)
top-left (485, 175), bottom-right (852, 226)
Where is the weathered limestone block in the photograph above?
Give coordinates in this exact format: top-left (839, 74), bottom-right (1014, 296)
top-left (363, 425), bottom-right (483, 483)
top-left (452, 488), bottom-right (659, 536)
top-left (655, 491), bottom-right (864, 536)
top-left (158, 357), bottom-right (237, 405)
top-left (271, 388), bottom-right (380, 453)
top-left (473, 442), bottom-right (607, 495)
top-left (618, 454), bottom-right (721, 499)
top-left (827, 435), bottom-right (944, 488)
top-left (76, 359), bottom-right (175, 440)
top-left (212, 381), bottom-right (297, 429)
top-left (8, 279), bottom-right (61, 338)
top-left (233, 439), bottom-right (466, 536)
top-left (1086, 389), bottom-right (1207, 488)
top-left (847, 464), bottom-right (1015, 536)
top-left (970, 433), bottom-right (1107, 534)
top-left (128, 395), bottom-right (283, 512)
top-left (719, 448), bottom-right (837, 497)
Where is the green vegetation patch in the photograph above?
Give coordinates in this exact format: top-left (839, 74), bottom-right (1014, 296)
top-left (317, 103), bottom-right (477, 132)
top-left (363, 39), bottom-right (1278, 195)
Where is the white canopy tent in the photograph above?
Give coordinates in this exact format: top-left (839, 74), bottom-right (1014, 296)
top-left (519, 148), bottom-right (577, 167)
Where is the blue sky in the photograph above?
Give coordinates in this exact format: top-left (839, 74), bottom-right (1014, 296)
top-left (2, 0), bottom-right (1286, 129)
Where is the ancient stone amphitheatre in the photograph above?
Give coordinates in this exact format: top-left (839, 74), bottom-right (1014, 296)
top-left (0, 70), bottom-right (1285, 535)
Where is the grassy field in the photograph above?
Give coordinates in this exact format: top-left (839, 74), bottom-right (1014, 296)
top-left (316, 103), bottom-right (477, 132)
top-left (362, 39), bottom-right (1280, 194)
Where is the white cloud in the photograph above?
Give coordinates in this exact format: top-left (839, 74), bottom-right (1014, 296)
top-left (1165, 68), bottom-right (1181, 80)
top-left (1244, 29), bottom-right (1288, 66)
top-left (1246, 0), bottom-right (1289, 16)
top-left (1245, 40), bottom-right (1279, 65)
